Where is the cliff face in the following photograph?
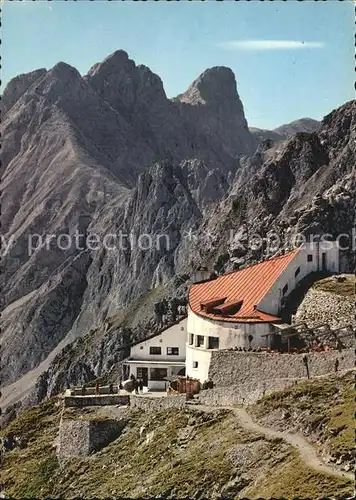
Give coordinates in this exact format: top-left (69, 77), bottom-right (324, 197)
top-left (195, 100), bottom-right (355, 272)
top-left (0, 50), bottom-right (254, 388)
top-left (0, 48), bottom-right (354, 405)
top-left (175, 66), bottom-right (255, 158)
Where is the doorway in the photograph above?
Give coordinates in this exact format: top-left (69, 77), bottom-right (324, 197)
top-left (137, 367), bottom-right (148, 386)
top-left (321, 253), bottom-right (327, 271)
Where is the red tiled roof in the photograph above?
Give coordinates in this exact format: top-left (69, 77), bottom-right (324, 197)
top-left (189, 250), bottom-right (299, 323)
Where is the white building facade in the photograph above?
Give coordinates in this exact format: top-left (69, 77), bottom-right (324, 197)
top-left (123, 318), bottom-right (187, 390)
top-left (186, 242), bottom-right (340, 383)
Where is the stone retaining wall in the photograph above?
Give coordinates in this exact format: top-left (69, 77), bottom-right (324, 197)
top-left (130, 394), bottom-right (187, 412)
top-left (64, 395), bottom-right (130, 407)
top-left (294, 287), bottom-right (355, 329)
top-left (208, 348), bottom-right (354, 388)
top-left (70, 386), bottom-right (119, 396)
top-left (57, 418), bottom-right (126, 458)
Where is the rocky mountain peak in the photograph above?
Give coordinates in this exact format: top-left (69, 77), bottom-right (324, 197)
top-left (178, 66), bottom-right (238, 107)
top-left (86, 49), bottom-right (134, 78)
top-left (175, 65), bottom-right (254, 157)
top-left (2, 68), bottom-right (47, 115)
top-left (29, 62), bottom-right (86, 106)
top-left (49, 61), bottom-right (82, 80)
top-left (85, 49), bottom-right (166, 114)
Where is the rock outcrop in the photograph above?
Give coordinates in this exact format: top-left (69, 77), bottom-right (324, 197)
top-left (176, 66), bottom-right (255, 158)
top-left (274, 117), bottom-right (320, 138)
top-left (1, 51), bottom-right (254, 388)
top-left (250, 117), bottom-right (320, 143)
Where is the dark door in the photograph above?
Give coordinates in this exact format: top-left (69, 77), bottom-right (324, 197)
top-left (137, 367), bottom-right (148, 386)
top-left (322, 253), bottom-right (327, 271)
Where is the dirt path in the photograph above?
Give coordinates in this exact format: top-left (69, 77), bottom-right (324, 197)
top-left (233, 407), bottom-right (353, 481)
top-left (190, 404), bottom-right (353, 481)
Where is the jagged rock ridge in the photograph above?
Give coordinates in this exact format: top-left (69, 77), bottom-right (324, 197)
top-left (250, 117), bottom-right (320, 143)
top-left (0, 50), bottom-right (255, 389)
top-left (0, 48), bottom-right (354, 410)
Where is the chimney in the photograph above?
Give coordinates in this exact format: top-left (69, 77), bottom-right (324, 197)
top-left (193, 266), bottom-right (214, 284)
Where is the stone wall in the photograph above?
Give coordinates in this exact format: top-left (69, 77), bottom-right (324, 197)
top-left (130, 394), bottom-right (187, 412)
top-left (294, 287), bottom-right (355, 329)
top-left (64, 395), bottom-right (130, 407)
top-left (198, 378), bottom-right (309, 406)
top-left (57, 417), bottom-right (126, 458)
top-left (70, 385), bottom-right (120, 396)
top-left (208, 349), bottom-right (354, 388)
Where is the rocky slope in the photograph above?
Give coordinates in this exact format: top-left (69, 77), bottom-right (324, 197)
top-left (274, 117), bottom-right (320, 138)
top-left (195, 100), bottom-right (355, 273)
top-left (250, 117), bottom-right (320, 142)
top-left (294, 275), bottom-right (355, 330)
top-left (0, 375), bottom-right (353, 499)
top-left (0, 50), bottom-right (255, 388)
top-left (1, 48), bottom-right (354, 408)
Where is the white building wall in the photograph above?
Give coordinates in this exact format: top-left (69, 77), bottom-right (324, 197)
top-left (187, 310), bottom-right (269, 349)
top-left (185, 241), bottom-right (340, 383)
top-left (130, 318), bottom-right (187, 362)
top-left (317, 240), bottom-right (339, 273)
top-left (186, 310), bottom-right (270, 382)
top-left (258, 242), bottom-right (340, 316)
top-left (186, 346), bottom-right (212, 384)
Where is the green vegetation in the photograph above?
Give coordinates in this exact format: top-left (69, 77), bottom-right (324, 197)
top-left (313, 274), bottom-right (355, 297)
top-left (0, 398), bottom-right (61, 498)
top-left (245, 451), bottom-right (352, 499)
top-left (253, 372), bottom-right (354, 459)
top-left (1, 375), bottom-right (353, 498)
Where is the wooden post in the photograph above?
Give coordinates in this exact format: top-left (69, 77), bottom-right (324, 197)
top-left (287, 337), bottom-right (290, 353)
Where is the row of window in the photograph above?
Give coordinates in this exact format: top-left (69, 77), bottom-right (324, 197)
top-left (148, 346), bottom-right (179, 356)
top-left (188, 334), bottom-right (219, 349)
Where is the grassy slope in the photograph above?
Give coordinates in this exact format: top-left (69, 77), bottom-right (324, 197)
top-left (1, 376), bottom-right (353, 499)
top-left (251, 372), bottom-right (354, 460)
top-left (0, 398), bottom-right (62, 497)
top-left (312, 274), bottom-right (355, 297)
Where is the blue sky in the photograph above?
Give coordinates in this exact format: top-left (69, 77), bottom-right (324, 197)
top-left (2, 0), bottom-right (354, 129)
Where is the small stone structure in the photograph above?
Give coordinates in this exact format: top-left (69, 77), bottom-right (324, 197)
top-left (130, 394), bottom-right (187, 412)
top-left (64, 395), bottom-right (130, 407)
top-left (57, 417), bottom-right (126, 458)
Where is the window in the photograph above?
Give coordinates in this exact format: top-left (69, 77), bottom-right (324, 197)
top-left (149, 346), bottom-right (161, 355)
top-left (150, 368), bottom-right (167, 381)
top-left (196, 335), bottom-right (204, 347)
top-left (294, 267), bottom-right (301, 278)
top-left (193, 361), bottom-right (199, 369)
top-left (167, 347), bottom-right (179, 356)
top-left (307, 254), bottom-right (313, 262)
top-left (189, 333), bottom-right (194, 345)
top-left (282, 284), bottom-right (288, 296)
top-left (208, 337), bottom-right (219, 349)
